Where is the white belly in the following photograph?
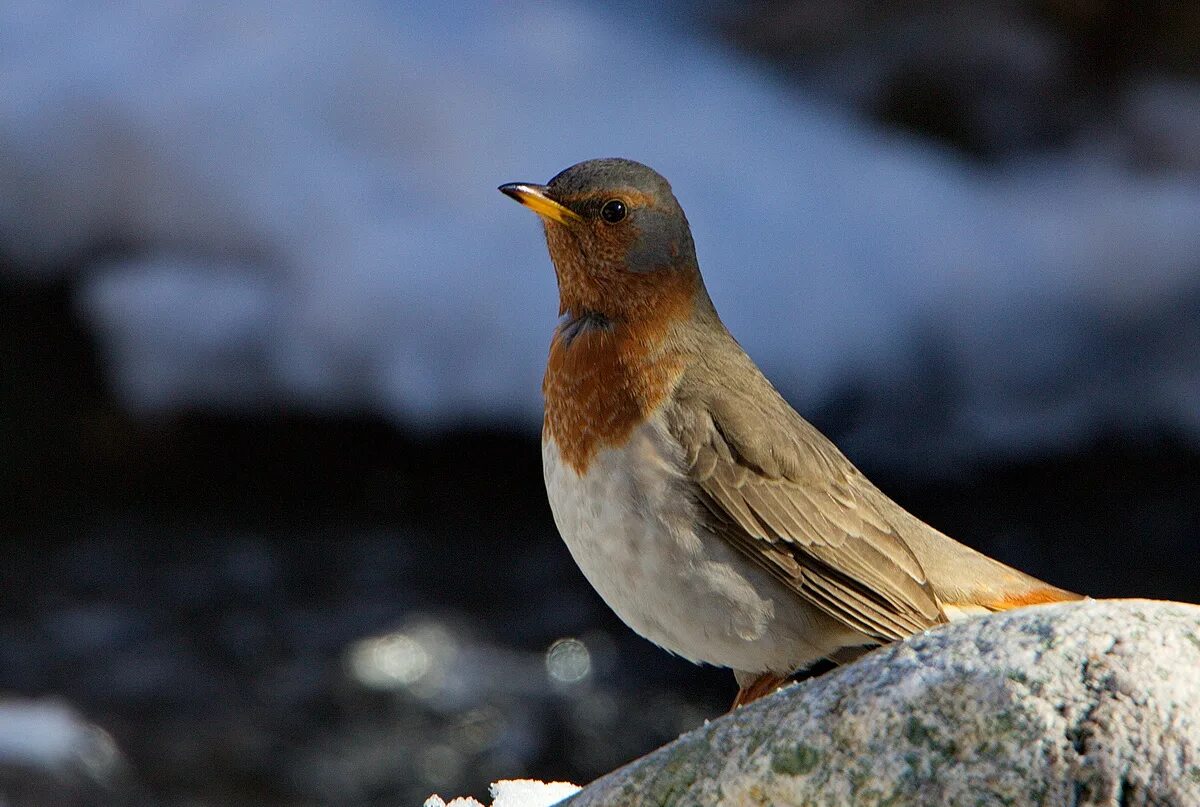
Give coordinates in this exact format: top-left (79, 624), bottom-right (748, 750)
top-left (542, 416), bottom-right (861, 674)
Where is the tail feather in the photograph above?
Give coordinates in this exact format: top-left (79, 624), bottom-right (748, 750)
top-left (975, 586), bottom-right (1086, 611)
top-left (944, 586), bottom-right (1085, 620)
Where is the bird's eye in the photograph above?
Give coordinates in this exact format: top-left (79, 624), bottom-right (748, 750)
top-left (600, 199), bottom-right (627, 224)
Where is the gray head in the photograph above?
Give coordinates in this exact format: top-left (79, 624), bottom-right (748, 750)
top-left (501, 158), bottom-right (697, 271)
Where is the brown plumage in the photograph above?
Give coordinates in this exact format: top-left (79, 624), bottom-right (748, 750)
top-left (501, 158), bottom-right (1084, 708)
top-left (542, 267), bottom-right (695, 475)
top-left (661, 313), bottom-right (1077, 646)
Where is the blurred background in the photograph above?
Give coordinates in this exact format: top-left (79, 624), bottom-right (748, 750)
top-left (2, 1), bottom-right (1198, 804)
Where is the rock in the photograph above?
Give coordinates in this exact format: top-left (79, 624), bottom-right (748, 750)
top-left (566, 599), bottom-right (1200, 807)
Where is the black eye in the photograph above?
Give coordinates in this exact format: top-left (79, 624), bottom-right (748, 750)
top-left (600, 199), bottom-right (627, 223)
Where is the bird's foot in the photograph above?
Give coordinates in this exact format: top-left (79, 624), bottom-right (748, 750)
top-left (730, 672), bottom-right (788, 710)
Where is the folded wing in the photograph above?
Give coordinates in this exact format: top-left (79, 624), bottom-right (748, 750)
top-left (666, 382), bottom-right (947, 643)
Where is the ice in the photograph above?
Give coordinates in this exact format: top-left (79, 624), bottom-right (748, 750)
top-left (2, 1), bottom-right (1199, 470)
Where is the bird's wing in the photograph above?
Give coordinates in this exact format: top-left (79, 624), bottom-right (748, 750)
top-left (665, 379), bottom-right (947, 643)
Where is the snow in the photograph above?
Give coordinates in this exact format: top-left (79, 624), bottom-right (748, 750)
top-left (0, 699), bottom-right (122, 780)
top-left (425, 779), bottom-right (581, 807)
top-left (3, 0), bottom-right (1199, 470)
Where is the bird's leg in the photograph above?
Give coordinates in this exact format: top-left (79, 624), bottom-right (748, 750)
top-left (730, 672), bottom-right (788, 710)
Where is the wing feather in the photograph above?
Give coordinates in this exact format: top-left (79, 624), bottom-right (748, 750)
top-left (666, 385), bottom-right (946, 644)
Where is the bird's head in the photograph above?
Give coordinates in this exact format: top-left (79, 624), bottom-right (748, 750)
top-left (500, 158), bottom-right (705, 326)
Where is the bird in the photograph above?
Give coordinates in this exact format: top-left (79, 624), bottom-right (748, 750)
top-left (499, 158), bottom-right (1084, 708)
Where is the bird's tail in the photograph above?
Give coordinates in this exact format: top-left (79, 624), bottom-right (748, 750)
top-left (942, 584), bottom-right (1084, 621)
top-left (979, 584), bottom-right (1085, 609)
top-left (895, 513), bottom-right (1086, 620)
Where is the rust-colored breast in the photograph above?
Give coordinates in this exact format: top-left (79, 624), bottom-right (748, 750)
top-left (542, 272), bottom-right (696, 475)
top-left (543, 326), bottom-right (685, 475)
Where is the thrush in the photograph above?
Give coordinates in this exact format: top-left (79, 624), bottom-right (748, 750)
top-left (500, 158), bottom-right (1083, 707)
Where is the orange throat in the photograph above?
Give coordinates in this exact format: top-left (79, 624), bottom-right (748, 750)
top-left (542, 272), bottom-right (696, 475)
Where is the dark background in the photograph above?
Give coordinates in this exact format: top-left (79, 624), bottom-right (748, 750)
top-left (2, 2), bottom-right (1199, 805)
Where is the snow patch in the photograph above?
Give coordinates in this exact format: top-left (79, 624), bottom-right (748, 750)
top-left (425, 778), bottom-right (581, 807)
top-left (0, 699), bottom-right (122, 781)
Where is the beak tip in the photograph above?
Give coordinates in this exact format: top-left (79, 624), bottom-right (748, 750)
top-left (498, 181), bottom-right (580, 225)
top-left (498, 183), bottom-right (522, 200)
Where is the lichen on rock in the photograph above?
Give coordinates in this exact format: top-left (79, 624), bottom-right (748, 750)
top-left (565, 599), bottom-right (1200, 807)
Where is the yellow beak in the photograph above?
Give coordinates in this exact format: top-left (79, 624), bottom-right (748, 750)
top-left (498, 183), bottom-right (582, 225)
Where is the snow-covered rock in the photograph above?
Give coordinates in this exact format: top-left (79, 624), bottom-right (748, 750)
top-left (567, 599), bottom-right (1200, 807)
top-left (3, 2), bottom-right (1200, 470)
